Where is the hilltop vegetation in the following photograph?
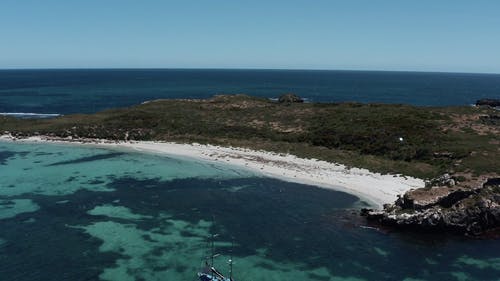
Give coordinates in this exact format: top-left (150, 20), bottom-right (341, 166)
top-left (1, 94), bottom-right (499, 182)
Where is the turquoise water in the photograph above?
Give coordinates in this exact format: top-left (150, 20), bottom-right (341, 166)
top-left (0, 141), bottom-right (499, 281)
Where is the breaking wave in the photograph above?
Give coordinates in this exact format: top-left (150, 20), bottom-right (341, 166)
top-left (0, 112), bottom-right (62, 119)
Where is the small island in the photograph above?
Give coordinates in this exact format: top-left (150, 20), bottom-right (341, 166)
top-left (1, 94), bottom-right (499, 235)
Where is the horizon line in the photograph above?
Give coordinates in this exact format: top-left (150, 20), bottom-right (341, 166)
top-left (1, 67), bottom-right (499, 76)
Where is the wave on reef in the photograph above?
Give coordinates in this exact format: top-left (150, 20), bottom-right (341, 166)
top-left (268, 97), bottom-right (312, 103)
top-left (0, 112), bottom-right (62, 119)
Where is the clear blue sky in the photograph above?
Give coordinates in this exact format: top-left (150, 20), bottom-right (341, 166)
top-left (1, 0), bottom-right (499, 73)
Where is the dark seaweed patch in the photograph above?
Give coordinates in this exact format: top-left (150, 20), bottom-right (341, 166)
top-left (308, 273), bottom-right (331, 281)
top-left (46, 152), bottom-right (124, 166)
top-left (86, 179), bottom-right (106, 185)
top-left (0, 194), bottom-right (121, 280)
top-left (65, 176), bottom-right (78, 182)
top-left (254, 262), bottom-right (277, 270)
top-left (174, 265), bottom-right (188, 273)
top-left (0, 151), bottom-right (16, 165)
top-left (0, 200), bottom-right (15, 207)
top-left (34, 152), bottom-right (54, 156)
top-left (142, 234), bottom-right (156, 243)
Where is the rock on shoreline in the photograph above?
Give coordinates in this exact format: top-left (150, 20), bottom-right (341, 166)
top-left (362, 178), bottom-right (500, 236)
top-left (476, 98), bottom-right (500, 108)
top-left (278, 93), bottom-right (304, 103)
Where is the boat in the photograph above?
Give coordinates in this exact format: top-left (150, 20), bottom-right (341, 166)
top-left (197, 234), bottom-right (235, 281)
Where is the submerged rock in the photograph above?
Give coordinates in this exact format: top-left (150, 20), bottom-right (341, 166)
top-left (362, 178), bottom-right (500, 236)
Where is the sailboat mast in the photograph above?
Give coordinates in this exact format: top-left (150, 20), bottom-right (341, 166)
top-left (210, 233), bottom-right (215, 267)
top-left (229, 239), bottom-right (233, 280)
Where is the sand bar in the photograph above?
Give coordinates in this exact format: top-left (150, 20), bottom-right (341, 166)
top-left (0, 135), bottom-right (425, 208)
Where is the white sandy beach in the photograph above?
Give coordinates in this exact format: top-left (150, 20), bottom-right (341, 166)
top-left (0, 135), bottom-right (425, 208)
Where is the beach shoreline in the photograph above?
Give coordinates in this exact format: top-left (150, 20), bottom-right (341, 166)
top-left (0, 134), bottom-right (425, 208)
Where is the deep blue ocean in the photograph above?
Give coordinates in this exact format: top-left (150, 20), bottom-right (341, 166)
top-left (1, 69), bottom-right (500, 115)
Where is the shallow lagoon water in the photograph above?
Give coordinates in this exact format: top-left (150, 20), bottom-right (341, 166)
top-left (0, 141), bottom-right (499, 281)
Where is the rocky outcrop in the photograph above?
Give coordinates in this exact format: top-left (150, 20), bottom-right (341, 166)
top-left (278, 93), bottom-right (304, 103)
top-left (362, 178), bottom-right (500, 235)
top-left (425, 173), bottom-right (456, 187)
top-left (476, 99), bottom-right (500, 108)
top-left (479, 114), bottom-right (500, 126)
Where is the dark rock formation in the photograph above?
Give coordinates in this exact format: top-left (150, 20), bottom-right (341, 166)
top-left (362, 178), bottom-right (500, 235)
top-left (476, 99), bottom-right (500, 108)
top-left (425, 173), bottom-right (456, 188)
top-left (479, 114), bottom-right (500, 126)
top-left (278, 93), bottom-right (304, 103)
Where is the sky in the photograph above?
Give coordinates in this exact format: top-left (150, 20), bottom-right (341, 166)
top-left (1, 0), bottom-right (500, 73)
